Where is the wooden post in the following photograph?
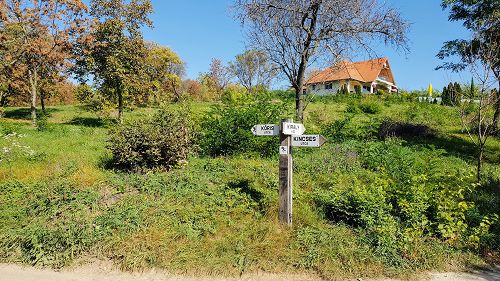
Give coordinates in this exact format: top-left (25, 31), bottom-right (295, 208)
top-left (279, 118), bottom-right (293, 225)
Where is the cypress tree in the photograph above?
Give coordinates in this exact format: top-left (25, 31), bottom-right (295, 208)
top-left (442, 86), bottom-right (449, 105)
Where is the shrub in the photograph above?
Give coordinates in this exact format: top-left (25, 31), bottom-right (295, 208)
top-left (376, 89), bottom-right (388, 96)
top-left (36, 113), bottom-right (49, 131)
top-left (359, 100), bottom-right (382, 114)
top-left (200, 90), bottom-right (289, 157)
top-left (322, 117), bottom-right (379, 143)
top-left (345, 101), bottom-right (361, 114)
top-left (75, 84), bottom-right (114, 117)
top-left (269, 89), bottom-right (295, 101)
top-left (354, 85), bottom-right (362, 95)
top-left (377, 119), bottom-right (437, 139)
top-left (108, 106), bottom-right (194, 172)
top-left (337, 84), bottom-right (349, 95)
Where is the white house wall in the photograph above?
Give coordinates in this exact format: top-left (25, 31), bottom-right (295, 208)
top-left (306, 82), bottom-right (340, 96)
top-left (307, 82), bottom-right (374, 95)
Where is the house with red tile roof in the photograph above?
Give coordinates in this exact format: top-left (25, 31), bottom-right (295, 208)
top-left (305, 58), bottom-right (397, 95)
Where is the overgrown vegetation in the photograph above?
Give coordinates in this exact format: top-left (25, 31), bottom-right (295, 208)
top-left (0, 93), bottom-right (499, 279)
top-left (108, 106), bottom-right (194, 172)
top-left (200, 91), bottom-right (290, 157)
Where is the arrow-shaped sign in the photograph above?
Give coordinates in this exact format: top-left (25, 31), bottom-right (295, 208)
top-left (291, 135), bottom-right (327, 147)
top-left (282, 122), bottom-right (305, 135)
top-left (251, 124), bottom-right (280, 136)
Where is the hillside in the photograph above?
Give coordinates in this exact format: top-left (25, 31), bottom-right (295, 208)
top-left (0, 95), bottom-right (499, 280)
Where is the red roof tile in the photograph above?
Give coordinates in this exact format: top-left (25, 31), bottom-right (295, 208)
top-left (306, 58), bottom-right (395, 85)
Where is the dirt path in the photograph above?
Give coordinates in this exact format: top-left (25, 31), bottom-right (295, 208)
top-left (0, 263), bottom-right (499, 281)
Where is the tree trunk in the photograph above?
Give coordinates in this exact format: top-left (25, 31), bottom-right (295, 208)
top-left (293, 2), bottom-right (320, 122)
top-left (492, 80), bottom-right (500, 135)
top-left (28, 68), bottom-right (38, 127)
top-left (118, 89), bottom-right (123, 124)
top-left (295, 86), bottom-right (304, 121)
top-left (0, 91), bottom-right (5, 107)
top-left (40, 91), bottom-right (46, 114)
top-left (477, 146), bottom-right (483, 183)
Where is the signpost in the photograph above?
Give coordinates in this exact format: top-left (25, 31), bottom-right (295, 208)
top-left (279, 119), bottom-right (293, 224)
top-left (282, 122), bottom-right (305, 135)
top-left (252, 118), bottom-right (327, 225)
top-left (291, 135), bottom-right (327, 147)
top-left (251, 124), bottom-right (279, 136)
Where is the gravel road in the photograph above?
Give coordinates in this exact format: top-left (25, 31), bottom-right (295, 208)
top-left (0, 263), bottom-right (499, 281)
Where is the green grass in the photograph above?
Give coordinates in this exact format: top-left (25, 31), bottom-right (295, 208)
top-left (0, 98), bottom-right (498, 279)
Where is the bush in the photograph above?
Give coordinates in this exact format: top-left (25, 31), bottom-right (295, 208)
top-left (359, 100), bottom-right (382, 114)
top-left (36, 113), bottom-right (49, 131)
top-left (377, 119), bottom-right (437, 139)
top-left (200, 90), bottom-right (289, 157)
top-left (322, 117), bottom-right (379, 143)
top-left (108, 106), bottom-right (194, 172)
top-left (269, 89), bottom-right (295, 101)
top-left (345, 101), bottom-right (361, 114)
top-left (75, 84), bottom-right (114, 117)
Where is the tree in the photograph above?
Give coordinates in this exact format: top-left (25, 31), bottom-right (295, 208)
top-left (454, 82), bottom-right (463, 105)
top-left (75, 0), bottom-right (153, 123)
top-left (460, 76), bottom-right (497, 182)
top-left (442, 82), bottom-right (462, 106)
top-left (437, 0), bottom-right (499, 134)
top-left (442, 85), bottom-right (450, 105)
top-left (0, 0), bottom-right (87, 126)
top-left (144, 42), bottom-right (185, 103)
top-left (229, 49), bottom-right (277, 92)
top-left (234, 0), bottom-right (409, 121)
top-left (207, 58), bottom-right (232, 97)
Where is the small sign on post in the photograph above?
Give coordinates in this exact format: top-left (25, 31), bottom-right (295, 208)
top-left (291, 135), bottom-right (327, 147)
top-left (251, 124), bottom-right (279, 136)
top-left (282, 122), bottom-right (305, 135)
top-left (251, 119), bottom-right (327, 225)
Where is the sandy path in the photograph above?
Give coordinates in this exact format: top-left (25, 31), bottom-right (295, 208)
top-left (0, 263), bottom-right (499, 281)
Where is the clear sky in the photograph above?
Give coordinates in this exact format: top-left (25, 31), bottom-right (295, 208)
top-left (141, 0), bottom-right (472, 91)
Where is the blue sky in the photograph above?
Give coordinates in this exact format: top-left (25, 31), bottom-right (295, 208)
top-left (142, 0), bottom-right (472, 91)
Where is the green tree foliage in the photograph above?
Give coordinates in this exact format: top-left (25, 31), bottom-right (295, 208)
top-left (144, 42), bottom-right (185, 104)
top-left (437, 0), bottom-right (499, 73)
top-left (441, 82), bottom-right (462, 106)
top-left (75, 0), bottom-right (153, 123)
top-left (200, 91), bottom-right (289, 157)
top-left (437, 0), bottom-right (499, 131)
top-left (338, 84), bottom-right (348, 95)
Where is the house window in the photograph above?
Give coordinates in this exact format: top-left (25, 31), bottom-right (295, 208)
top-left (325, 83), bottom-right (333, 90)
top-left (312, 84), bottom-right (316, 90)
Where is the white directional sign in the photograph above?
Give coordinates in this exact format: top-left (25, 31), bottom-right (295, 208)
top-left (251, 124), bottom-right (280, 136)
top-left (291, 135), bottom-right (327, 147)
top-left (282, 122), bottom-right (305, 135)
